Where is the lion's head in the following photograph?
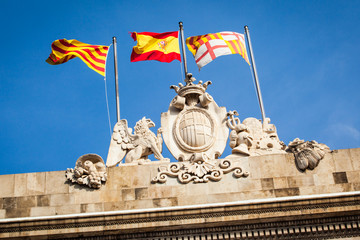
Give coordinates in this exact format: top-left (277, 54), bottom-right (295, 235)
top-left (134, 117), bottom-right (155, 135)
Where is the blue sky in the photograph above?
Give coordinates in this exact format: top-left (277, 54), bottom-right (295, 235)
top-left (1, 0), bottom-right (360, 174)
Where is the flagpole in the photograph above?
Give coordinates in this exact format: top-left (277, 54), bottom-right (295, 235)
top-left (112, 36), bottom-right (120, 123)
top-left (244, 25), bottom-right (266, 125)
top-left (179, 21), bottom-right (188, 78)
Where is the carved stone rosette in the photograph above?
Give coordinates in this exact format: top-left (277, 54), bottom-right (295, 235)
top-left (152, 157), bottom-right (249, 184)
top-left (65, 154), bottom-right (107, 189)
top-left (286, 138), bottom-right (331, 171)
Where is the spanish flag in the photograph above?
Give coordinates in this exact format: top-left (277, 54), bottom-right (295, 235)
top-left (46, 39), bottom-right (109, 76)
top-left (131, 31), bottom-right (181, 63)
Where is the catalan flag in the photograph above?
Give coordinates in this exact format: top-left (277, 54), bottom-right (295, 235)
top-left (186, 32), bottom-right (249, 69)
top-left (46, 39), bottom-right (109, 76)
top-left (131, 31), bottom-right (181, 63)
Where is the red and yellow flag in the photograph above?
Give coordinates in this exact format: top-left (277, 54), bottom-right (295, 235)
top-left (131, 31), bottom-right (181, 63)
top-left (186, 32), bottom-right (249, 69)
top-left (46, 39), bottom-right (109, 76)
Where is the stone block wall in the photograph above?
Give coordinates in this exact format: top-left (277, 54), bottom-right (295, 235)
top-left (0, 148), bottom-right (359, 219)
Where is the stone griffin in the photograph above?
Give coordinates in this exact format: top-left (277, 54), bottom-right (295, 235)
top-left (106, 117), bottom-right (169, 166)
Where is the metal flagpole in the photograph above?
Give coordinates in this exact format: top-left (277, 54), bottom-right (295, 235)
top-left (112, 36), bottom-right (120, 123)
top-left (244, 25), bottom-right (266, 124)
top-left (179, 21), bottom-right (188, 78)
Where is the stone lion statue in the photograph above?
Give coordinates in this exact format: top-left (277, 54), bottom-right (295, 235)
top-left (106, 117), bottom-right (168, 166)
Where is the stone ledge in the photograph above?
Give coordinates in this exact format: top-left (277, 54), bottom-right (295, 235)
top-left (0, 191), bottom-right (359, 239)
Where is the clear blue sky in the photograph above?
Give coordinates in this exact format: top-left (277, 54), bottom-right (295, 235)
top-left (1, 0), bottom-right (359, 174)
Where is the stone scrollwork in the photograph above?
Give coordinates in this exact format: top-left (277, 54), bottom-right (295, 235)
top-left (286, 138), bottom-right (331, 171)
top-left (152, 153), bottom-right (249, 184)
top-left (65, 154), bottom-right (107, 189)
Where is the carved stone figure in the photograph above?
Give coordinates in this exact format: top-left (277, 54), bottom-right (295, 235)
top-left (226, 111), bottom-right (253, 156)
top-left (225, 116), bottom-right (286, 158)
top-left (65, 154), bottom-right (107, 189)
top-left (286, 138), bottom-right (330, 171)
top-left (242, 117), bottom-right (286, 156)
top-left (161, 73), bottom-right (229, 162)
top-left (106, 117), bottom-right (169, 167)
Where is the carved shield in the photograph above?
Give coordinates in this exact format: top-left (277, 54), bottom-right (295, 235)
top-left (161, 102), bottom-right (228, 161)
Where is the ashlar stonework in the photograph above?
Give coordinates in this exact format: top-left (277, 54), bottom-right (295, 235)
top-left (0, 149), bottom-right (360, 239)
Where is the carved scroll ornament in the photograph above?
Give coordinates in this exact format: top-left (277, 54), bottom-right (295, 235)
top-left (152, 154), bottom-right (249, 184)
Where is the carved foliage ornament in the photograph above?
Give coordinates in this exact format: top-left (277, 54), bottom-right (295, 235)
top-left (152, 153), bottom-right (249, 184)
top-left (286, 138), bottom-right (330, 171)
top-left (65, 154), bottom-right (107, 189)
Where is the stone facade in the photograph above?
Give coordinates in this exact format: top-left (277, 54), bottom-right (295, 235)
top-left (0, 148), bottom-right (359, 239)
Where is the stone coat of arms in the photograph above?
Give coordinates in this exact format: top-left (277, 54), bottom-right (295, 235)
top-left (161, 73), bottom-right (228, 162)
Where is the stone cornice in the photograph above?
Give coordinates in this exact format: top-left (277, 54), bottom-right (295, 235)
top-left (1, 192), bottom-right (360, 239)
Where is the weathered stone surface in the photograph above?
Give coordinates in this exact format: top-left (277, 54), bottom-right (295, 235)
top-left (0, 149), bottom-right (358, 223)
top-left (14, 173), bottom-right (27, 197)
top-left (153, 197), bottom-right (178, 207)
top-left (135, 187), bottom-right (148, 200)
top-left (274, 187), bottom-right (300, 197)
top-left (0, 191), bottom-right (359, 239)
top-left (46, 171), bottom-right (69, 194)
top-left (16, 196), bottom-right (36, 208)
top-left (30, 206), bottom-right (56, 217)
top-left (5, 207), bottom-right (30, 218)
top-left (50, 194), bottom-right (75, 206)
top-left (27, 172), bottom-right (46, 195)
top-left (36, 195), bottom-right (50, 207)
top-left (80, 203), bottom-right (103, 213)
top-left (333, 172), bottom-right (348, 184)
top-left (0, 175), bottom-right (14, 198)
top-left (333, 149), bottom-right (354, 172)
top-left (260, 178), bottom-right (274, 190)
top-left (350, 148), bottom-right (360, 170)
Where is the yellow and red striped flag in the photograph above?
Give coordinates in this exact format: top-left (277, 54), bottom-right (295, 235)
top-left (131, 31), bottom-right (181, 63)
top-left (46, 39), bottom-right (109, 76)
top-left (186, 32), bottom-right (249, 69)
